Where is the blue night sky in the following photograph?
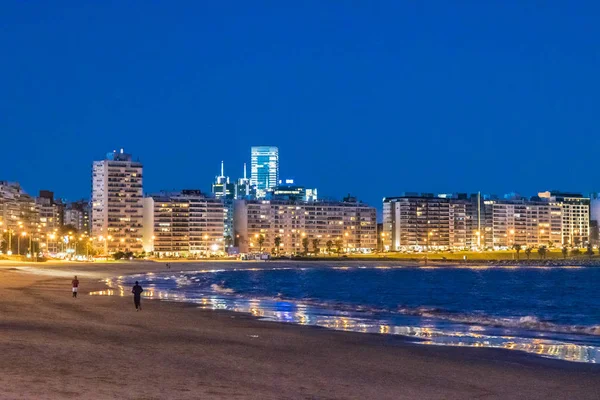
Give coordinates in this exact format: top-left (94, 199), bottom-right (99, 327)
top-left (1, 2), bottom-right (599, 211)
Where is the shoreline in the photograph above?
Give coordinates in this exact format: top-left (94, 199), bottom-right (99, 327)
top-left (1, 261), bottom-right (599, 399)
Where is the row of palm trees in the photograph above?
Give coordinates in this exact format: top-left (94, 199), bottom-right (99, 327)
top-left (254, 235), bottom-right (347, 256)
top-left (512, 243), bottom-right (596, 260)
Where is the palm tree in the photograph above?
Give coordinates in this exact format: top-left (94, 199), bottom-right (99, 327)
top-left (537, 246), bottom-right (547, 260)
top-left (586, 244), bottom-right (594, 258)
top-left (257, 235), bottom-right (265, 252)
top-left (326, 240), bottom-right (334, 254)
top-left (274, 236), bottom-right (281, 255)
top-left (513, 244), bottom-right (522, 260)
top-left (312, 238), bottom-right (320, 254)
top-left (334, 239), bottom-right (343, 255)
top-left (224, 234), bottom-right (233, 249)
top-left (301, 237), bottom-right (309, 254)
top-left (525, 247), bottom-right (532, 260)
top-left (562, 246), bottom-right (568, 259)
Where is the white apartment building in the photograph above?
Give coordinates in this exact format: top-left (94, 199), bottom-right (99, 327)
top-left (142, 191), bottom-right (225, 257)
top-left (91, 149), bottom-right (143, 253)
top-left (383, 192), bottom-right (591, 251)
top-left (538, 191), bottom-right (590, 246)
top-left (486, 200), bottom-right (563, 248)
top-left (382, 196), bottom-right (471, 251)
top-left (234, 199), bottom-right (377, 254)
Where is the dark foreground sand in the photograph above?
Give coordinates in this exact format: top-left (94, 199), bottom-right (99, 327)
top-left (0, 261), bottom-right (598, 399)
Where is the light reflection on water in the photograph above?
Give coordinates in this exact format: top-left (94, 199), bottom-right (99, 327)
top-left (90, 276), bottom-right (599, 364)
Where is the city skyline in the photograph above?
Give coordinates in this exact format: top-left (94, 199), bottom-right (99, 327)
top-left (2, 3), bottom-right (600, 211)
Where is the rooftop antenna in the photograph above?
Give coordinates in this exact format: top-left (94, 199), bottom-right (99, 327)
top-left (243, 163), bottom-right (247, 179)
top-left (221, 160), bottom-right (224, 177)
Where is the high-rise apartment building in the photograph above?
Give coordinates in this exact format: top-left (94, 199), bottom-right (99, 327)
top-left (383, 191), bottom-right (591, 251)
top-left (91, 149), bottom-right (143, 253)
top-left (250, 146), bottom-right (279, 198)
top-left (234, 197), bottom-right (377, 254)
top-left (383, 194), bottom-right (471, 251)
top-left (142, 190), bottom-right (224, 257)
top-left (538, 191), bottom-right (590, 246)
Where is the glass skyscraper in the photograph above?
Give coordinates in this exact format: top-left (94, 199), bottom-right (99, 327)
top-left (250, 146), bottom-right (279, 198)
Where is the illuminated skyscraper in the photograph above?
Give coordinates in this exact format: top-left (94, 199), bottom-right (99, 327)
top-left (211, 161), bottom-right (235, 200)
top-left (250, 146), bottom-right (279, 198)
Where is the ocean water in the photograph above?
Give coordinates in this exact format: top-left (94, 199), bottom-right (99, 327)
top-left (95, 264), bottom-right (600, 363)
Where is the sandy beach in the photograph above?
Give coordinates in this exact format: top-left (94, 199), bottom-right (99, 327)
top-left (0, 261), bottom-right (599, 399)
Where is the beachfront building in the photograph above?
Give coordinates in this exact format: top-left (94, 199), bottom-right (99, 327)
top-left (483, 198), bottom-right (562, 248)
top-left (35, 190), bottom-right (64, 253)
top-left (233, 197), bottom-right (377, 254)
top-left (142, 190), bottom-right (225, 257)
top-left (383, 191), bottom-right (591, 251)
top-left (91, 149), bottom-right (143, 253)
top-left (0, 181), bottom-right (39, 255)
top-left (251, 146), bottom-right (279, 198)
top-left (590, 193), bottom-right (600, 245)
top-left (538, 191), bottom-right (590, 247)
top-left (382, 194), bottom-right (471, 251)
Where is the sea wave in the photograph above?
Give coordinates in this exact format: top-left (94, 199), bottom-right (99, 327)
top-left (209, 287), bottom-right (600, 337)
top-left (407, 309), bottom-right (600, 336)
top-left (210, 284), bottom-right (235, 294)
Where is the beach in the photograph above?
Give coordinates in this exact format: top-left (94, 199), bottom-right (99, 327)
top-left (0, 261), bottom-right (599, 399)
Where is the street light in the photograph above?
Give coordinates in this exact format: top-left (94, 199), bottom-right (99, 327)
top-left (18, 231), bottom-right (26, 255)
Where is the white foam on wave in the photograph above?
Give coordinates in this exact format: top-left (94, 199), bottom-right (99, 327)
top-left (210, 284), bottom-right (235, 294)
top-left (397, 306), bottom-right (600, 336)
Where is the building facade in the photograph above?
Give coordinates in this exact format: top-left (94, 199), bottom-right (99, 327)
top-left (64, 200), bottom-right (90, 235)
top-left (266, 180), bottom-right (318, 202)
top-left (91, 149), bottom-right (143, 253)
top-left (0, 181), bottom-right (39, 255)
top-left (383, 191), bottom-right (591, 251)
top-left (142, 190), bottom-right (225, 257)
top-left (234, 198), bottom-right (377, 254)
top-left (250, 146), bottom-right (279, 198)
top-left (383, 195), bottom-right (471, 251)
top-left (36, 190), bottom-right (64, 253)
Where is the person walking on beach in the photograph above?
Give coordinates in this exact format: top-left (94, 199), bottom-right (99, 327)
top-left (72, 276), bottom-right (79, 298)
top-left (132, 281), bottom-right (144, 311)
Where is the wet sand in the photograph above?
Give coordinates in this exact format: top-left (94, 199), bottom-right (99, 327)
top-left (0, 260), bottom-right (599, 399)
